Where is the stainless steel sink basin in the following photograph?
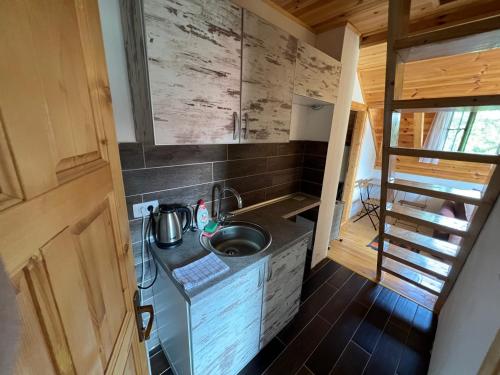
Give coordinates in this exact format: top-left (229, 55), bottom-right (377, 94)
top-left (200, 221), bottom-right (272, 257)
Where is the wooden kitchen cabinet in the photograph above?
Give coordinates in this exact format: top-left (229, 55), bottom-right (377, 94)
top-left (294, 41), bottom-right (342, 104)
top-left (240, 10), bottom-right (298, 143)
top-left (123, 0), bottom-right (243, 145)
top-left (260, 237), bottom-right (308, 347)
top-left (154, 260), bottom-right (265, 375)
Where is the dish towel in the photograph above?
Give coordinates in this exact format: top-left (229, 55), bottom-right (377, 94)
top-left (172, 253), bottom-right (229, 291)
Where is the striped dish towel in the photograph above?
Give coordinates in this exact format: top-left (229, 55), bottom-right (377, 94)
top-left (172, 253), bottom-right (229, 291)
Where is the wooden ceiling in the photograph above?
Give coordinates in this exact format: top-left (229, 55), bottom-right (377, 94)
top-left (270, 0), bottom-right (500, 45)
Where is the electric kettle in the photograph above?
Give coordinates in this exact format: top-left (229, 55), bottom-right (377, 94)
top-left (152, 204), bottom-right (191, 248)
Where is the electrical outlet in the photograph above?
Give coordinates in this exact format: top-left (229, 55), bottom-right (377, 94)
top-left (132, 200), bottom-right (159, 218)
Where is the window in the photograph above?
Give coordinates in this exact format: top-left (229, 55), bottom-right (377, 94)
top-left (442, 110), bottom-right (500, 154)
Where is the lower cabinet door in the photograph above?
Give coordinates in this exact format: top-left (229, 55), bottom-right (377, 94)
top-left (191, 262), bottom-right (264, 375)
top-left (260, 237), bottom-right (308, 347)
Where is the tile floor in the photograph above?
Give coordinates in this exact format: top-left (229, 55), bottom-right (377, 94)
top-left (150, 258), bottom-right (437, 375)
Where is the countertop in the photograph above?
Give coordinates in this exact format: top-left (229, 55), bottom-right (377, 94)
top-left (150, 193), bottom-right (320, 304)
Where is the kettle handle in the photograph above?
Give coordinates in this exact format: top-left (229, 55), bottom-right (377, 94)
top-left (177, 207), bottom-right (192, 233)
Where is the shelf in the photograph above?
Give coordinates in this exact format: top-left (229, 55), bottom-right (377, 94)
top-left (382, 241), bottom-right (451, 280)
top-left (392, 95), bottom-right (500, 112)
top-left (388, 147), bottom-right (500, 164)
top-left (386, 203), bottom-right (469, 236)
top-left (384, 224), bottom-right (460, 260)
top-left (382, 258), bottom-right (444, 295)
top-left (388, 178), bottom-right (482, 205)
top-left (394, 15), bottom-right (500, 62)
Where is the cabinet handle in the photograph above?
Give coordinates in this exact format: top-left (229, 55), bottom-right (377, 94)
top-left (242, 112), bottom-right (249, 139)
top-left (233, 112), bottom-right (239, 140)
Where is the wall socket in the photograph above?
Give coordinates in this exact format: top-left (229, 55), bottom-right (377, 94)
top-left (132, 200), bottom-right (159, 219)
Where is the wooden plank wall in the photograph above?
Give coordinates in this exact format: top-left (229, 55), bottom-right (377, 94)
top-left (359, 44), bottom-right (500, 183)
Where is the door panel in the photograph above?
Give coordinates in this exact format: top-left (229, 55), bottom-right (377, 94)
top-left (0, 0), bottom-right (148, 373)
top-left (241, 10), bottom-right (297, 143)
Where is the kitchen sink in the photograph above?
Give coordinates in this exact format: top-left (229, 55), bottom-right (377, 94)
top-left (200, 221), bottom-right (272, 257)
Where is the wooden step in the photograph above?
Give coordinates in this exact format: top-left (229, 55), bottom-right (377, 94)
top-left (384, 224), bottom-right (460, 260)
top-left (392, 95), bottom-right (500, 112)
top-left (382, 258), bottom-right (444, 295)
top-left (386, 203), bottom-right (469, 236)
top-left (388, 178), bottom-right (482, 205)
top-left (394, 15), bottom-right (500, 62)
top-left (382, 241), bottom-right (451, 280)
top-left (388, 147), bottom-right (500, 164)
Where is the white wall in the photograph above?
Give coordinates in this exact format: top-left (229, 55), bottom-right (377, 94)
top-left (289, 98), bottom-right (334, 142)
top-left (98, 0), bottom-right (136, 142)
top-left (428, 198), bottom-right (500, 375)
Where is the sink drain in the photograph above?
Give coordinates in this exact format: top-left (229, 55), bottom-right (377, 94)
top-left (224, 247), bottom-right (239, 256)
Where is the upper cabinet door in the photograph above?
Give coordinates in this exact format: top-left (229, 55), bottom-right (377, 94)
top-left (144, 0), bottom-right (242, 145)
top-left (294, 41), bottom-right (342, 104)
top-left (241, 11), bottom-right (298, 143)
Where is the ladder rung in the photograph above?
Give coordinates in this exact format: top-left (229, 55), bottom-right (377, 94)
top-left (394, 15), bottom-right (500, 63)
top-left (385, 224), bottom-right (460, 260)
top-left (382, 241), bottom-right (451, 280)
top-left (392, 95), bottom-right (500, 112)
top-left (382, 258), bottom-right (444, 295)
top-left (386, 203), bottom-right (469, 236)
top-left (388, 178), bottom-right (482, 205)
top-left (388, 147), bottom-right (500, 164)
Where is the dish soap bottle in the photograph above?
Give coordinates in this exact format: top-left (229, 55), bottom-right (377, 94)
top-left (195, 199), bottom-right (210, 230)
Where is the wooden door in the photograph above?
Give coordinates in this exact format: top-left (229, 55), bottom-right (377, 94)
top-left (241, 10), bottom-right (298, 143)
top-left (143, 0), bottom-right (242, 145)
top-left (0, 0), bottom-right (148, 374)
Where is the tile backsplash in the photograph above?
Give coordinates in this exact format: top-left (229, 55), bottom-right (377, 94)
top-left (118, 140), bottom-right (327, 350)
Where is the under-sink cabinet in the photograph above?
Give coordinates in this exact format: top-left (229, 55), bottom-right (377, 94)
top-left (153, 237), bottom-right (309, 374)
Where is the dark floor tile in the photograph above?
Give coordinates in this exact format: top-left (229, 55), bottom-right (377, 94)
top-left (119, 142), bottom-right (144, 170)
top-left (363, 322), bottom-right (407, 375)
top-left (150, 350), bottom-right (170, 375)
top-left (264, 316), bottom-right (330, 375)
top-left (144, 144), bottom-right (226, 167)
top-left (303, 257), bottom-right (329, 283)
top-left (123, 163), bottom-right (212, 195)
top-left (160, 369), bottom-right (174, 375)
top-left (214, 158), bottom-right (267, 180)
top-left (301, 261), bottom-right (341, 302)
top-left (148, 344), bottom-right (163, 358)
top-left (306, 302), bottom-right (369, 375)
top-left (326, 266), bottom-right (353, 289)
top-left (331, 341), bottom-right (370, 375)
top-left (353, 280), bottom-right (383, 308)
top-left (296, 366), bottom-right (314, 375)
top-left (411, 306), bottom-right (438, 339)
top-left (228, 143), bottom-right (278, 160)
top-left (352, 287), bottom-right (399, 353)
top-left (318, 273), bottom-right (367, 325)
top-left (238, 338), bottom-right (285, 375)
top-left (397, 329), bottom-right (431, 375)
top-left (389, 296), bottom-right (418, 333)
top-left (278, 282), bottom-right (337, 345)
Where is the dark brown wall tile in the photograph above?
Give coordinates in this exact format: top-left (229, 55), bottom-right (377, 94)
top-left (213, 158), bottom-right (267, 180)
top-left (302, 181), bottom-right (323, 197)
top-left (144, 144), bottom-right (226, 167)
top-left (304, 141), bottom-right (329, 156)
top-left (268, 154), bottom-right (303, 171)
top-left (119, 143), bottom-right (144, 170)
top-left (129, 219), bottom-right (143, 244)
top-left (278, 141), bottom-right (305, 155)
top-left (143, 182), bottom-right (215, 207)
top-left (227, 143), bottom-right (277, 160)
top-left (123, 163), bottom-right (212, 196)
top-left (271, 168), bottom-right (302, 186)
top-left (126, 195), bottom-right (143, 220)
top-left (224, 173), bottom-right (272, 194)
top-left (220, 189), bottom-right (267, 212)
top-left (266, 181), bottom-right (300, 200)
top-left (303, 155), bottom-right (326, 170)
top-left (303, 168), bottom-right (324, 184)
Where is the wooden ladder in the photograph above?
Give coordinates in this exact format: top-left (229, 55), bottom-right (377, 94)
top-left (377, 0), bottom-right (500, 312)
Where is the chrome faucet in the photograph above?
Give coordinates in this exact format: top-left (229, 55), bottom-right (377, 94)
top-left (213, 184), bottom-right (243, 223)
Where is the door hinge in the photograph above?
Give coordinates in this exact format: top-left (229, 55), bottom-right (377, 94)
top-left (133, 290), bottom-right (154, 342)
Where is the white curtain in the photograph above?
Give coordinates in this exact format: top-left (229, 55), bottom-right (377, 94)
top-left (420, 112), bottom-right (454, 164)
